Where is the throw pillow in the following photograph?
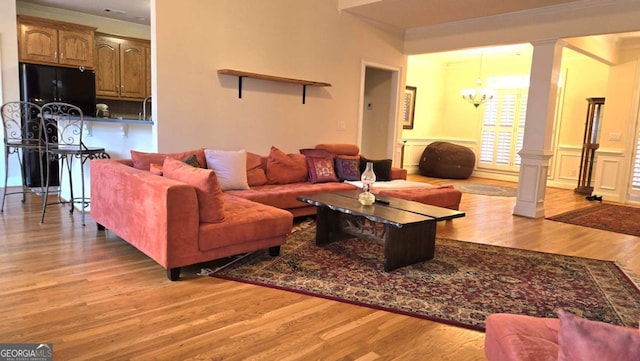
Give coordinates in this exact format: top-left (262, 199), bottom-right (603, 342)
top-left (359, 157), bottom-right (392, 181)
top-left (162, 157), bottom-right (225, 223)
top-left (266, 146), bottom-right (308, 184)
top-left (305, 156), bottom-right (338, 183)
top-left (204, 149), bottom-right (250, 191)
top-left (246, 152), bottom-right (268, 187)
top-left (149, 163), bottom-right (163, 176)
top-left (557, 310), bottom-right (640, 361)
top-left (182, 154), bottom-right (201, 168)
top-left (300, 148), bottom-right (338, 183)
top-left (130, 148), bottom-right (206, 170)
top-left (334, 155), bottom-right (361, 181)
top-left (300, 148), bottom-right (333, 159)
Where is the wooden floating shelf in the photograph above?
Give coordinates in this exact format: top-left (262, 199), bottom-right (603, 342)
top-left (217, 69), bottom-right (331, 104)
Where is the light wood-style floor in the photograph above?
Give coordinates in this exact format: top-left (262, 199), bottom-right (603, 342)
top-left (1, 177), bottom-right (639, 360)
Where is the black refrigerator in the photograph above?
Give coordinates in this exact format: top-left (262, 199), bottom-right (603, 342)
top-left (19, 63), bottom-right (96, 187)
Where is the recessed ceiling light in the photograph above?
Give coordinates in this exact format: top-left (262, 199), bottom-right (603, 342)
top-left (104, 8), bottom-right (126, 15)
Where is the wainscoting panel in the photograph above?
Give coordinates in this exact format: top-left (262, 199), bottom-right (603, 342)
top-left (593, 148), bottom-right (626, 203)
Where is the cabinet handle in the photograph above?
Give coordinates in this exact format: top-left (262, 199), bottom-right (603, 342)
top-left (54, 51), bottom-right (57, 59)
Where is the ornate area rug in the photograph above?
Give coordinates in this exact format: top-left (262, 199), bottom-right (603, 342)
top-left (212, 221), bottom-right (640, 331)
top-left (449, 182), bottom-right (517, 197)
top-left (547, 204), bottom-right (640, 237)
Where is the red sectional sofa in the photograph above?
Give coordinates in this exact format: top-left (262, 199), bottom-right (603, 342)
top-left (90, 144), bottom-right (461, 280)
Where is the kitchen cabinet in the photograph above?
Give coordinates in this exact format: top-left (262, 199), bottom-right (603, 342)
top-left (95, 33), bottom-right (150, 100)
top-left (18, 15), bottom-right (95, 69)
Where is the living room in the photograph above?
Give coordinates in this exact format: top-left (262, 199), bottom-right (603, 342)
top-left (1, 0), bottom-right (640, 359)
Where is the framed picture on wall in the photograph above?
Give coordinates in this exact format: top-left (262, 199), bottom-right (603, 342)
top-left (403, 86), bottom-right (416, 129)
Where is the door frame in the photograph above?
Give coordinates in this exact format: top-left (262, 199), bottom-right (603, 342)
top-left (357, 60), bottom-right (403, 164)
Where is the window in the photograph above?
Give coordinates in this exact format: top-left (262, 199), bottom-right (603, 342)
top-left (478, 88), bottom-right (528, 172)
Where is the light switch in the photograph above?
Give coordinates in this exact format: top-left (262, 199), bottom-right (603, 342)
top-left (337, 121), bottom-right (346, 130)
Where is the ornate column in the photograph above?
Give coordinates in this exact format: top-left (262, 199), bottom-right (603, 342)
top-left (513, 39), bottom-right (564, 218)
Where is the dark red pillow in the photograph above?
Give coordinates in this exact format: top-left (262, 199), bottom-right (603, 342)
top-left (305, 156), bottom-right (338, 183)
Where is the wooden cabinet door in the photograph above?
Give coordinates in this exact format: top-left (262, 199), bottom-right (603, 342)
top-left (119, 41), bottom-right (146, 99)
top-left (95, 36), bottom-right (121, 97)
top-left (146, 46), bottom-right (151, 97)
top-left (19, 23), bottom-right (58, 64)
top-left (58, 29), bottom-right (94, 68)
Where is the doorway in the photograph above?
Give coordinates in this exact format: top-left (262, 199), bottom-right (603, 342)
top-left (358, 63), bottom-right (401, 162)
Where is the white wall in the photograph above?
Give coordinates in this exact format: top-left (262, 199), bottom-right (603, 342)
top-left (153, 0), bottom-right (406, 156)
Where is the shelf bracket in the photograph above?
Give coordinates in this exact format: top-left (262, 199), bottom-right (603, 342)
top-left (218, 69), bottom-right (331, 105)
top-left (302, 85), bottom-right (307, 104)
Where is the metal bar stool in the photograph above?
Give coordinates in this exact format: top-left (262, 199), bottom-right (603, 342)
top-left (1, 101), bottom-right (45, 211)
top-left (40, 102), bottom-right (110, 226)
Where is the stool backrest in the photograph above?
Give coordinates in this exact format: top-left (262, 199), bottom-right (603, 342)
top-left (40, 102), bottom-right (85, 150)
top-left (1, 101), bottom-right (43, 148)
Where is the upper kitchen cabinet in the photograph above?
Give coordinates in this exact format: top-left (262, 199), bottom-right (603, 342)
top-left (95, 33), bottom-right (150, 100)
top-left (18, 16), bottom-right (95, 69)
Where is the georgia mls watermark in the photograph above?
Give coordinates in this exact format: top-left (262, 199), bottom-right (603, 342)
top-left (0, 344), bottom-right (53, 361)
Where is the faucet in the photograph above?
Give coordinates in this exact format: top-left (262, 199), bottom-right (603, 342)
top-left (142, 96), bottom-right (152, 120)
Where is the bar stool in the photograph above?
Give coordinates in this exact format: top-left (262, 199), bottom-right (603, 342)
top-left (40, 102), bottom-right (110, 226)
top-left (1, 101), bottom-right (44, 211)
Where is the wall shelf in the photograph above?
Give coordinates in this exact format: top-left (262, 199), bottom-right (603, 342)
top-left (217, 69), bottom-right (331, 104)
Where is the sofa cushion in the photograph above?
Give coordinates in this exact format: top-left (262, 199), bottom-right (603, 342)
top-left (335, 155), bottom-right (361, 181)
top-left (266, 146), bottom-right (308, 184)
top-left (557, 310), bottom-right (640, 361)
top-left (130, 148), bottom-right (206, 170)
top-left (227, 182), bottom-right (357, 210)
top-left (198, 194), bottom-right (293, 251)
top-left (315, 143), bottom-right (360, 156)
top-left (360, 157), bottom-right (392, 181)
top-left (305, 155), bottom-right (338, 183)
top-left (204, 149), bottom-right (250, 191)
top-left (485, 313), bottom-right (560, 361)
top-left (246, 152), bottom-right (268, 186)
top-left (162, 157), bottom-right (225, 223)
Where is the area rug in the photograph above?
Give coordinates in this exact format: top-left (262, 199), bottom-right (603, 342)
top-left (449, 182), bottom-right (517, 197)
top-left (547, 204), bottom-right (640, 237)
top-left (212, 221), bottom-right (640, 331)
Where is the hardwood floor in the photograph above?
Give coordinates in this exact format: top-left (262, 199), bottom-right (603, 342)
top-left (1, 178), bottom-right (638, 360)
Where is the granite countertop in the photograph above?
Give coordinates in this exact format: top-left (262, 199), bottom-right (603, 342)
top-left (84, 116), bottom-right (154, 125)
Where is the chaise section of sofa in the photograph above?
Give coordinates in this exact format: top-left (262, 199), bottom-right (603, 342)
top-left (90, 159), bottom-right (293, 281)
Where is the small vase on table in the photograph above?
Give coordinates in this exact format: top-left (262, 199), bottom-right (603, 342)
top-left (358, 161), bottom-right (376, 205)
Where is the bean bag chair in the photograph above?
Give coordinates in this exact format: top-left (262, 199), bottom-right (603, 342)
top-left (419, 141), bottom-right (475, 179)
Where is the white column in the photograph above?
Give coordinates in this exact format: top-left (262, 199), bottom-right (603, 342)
top-left (513, 39), bottom-right (564, 218)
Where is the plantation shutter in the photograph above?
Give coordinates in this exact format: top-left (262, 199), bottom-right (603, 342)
top-left (478, 90), bottom-right (527, 172)
top-left (632, 137), bottom-right (640, 188)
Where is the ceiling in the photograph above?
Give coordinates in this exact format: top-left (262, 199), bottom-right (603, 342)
top-left (339, 0), bottom-right (586, 30)
top-left (20, 0), bottom-right (589, 29)
top-left (17, 0), bottom-right (639, 63)
top-left (19, 0), bottom-right (151, 25)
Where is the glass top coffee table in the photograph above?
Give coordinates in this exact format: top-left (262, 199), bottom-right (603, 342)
top-left (297, 191), bottom-right (465, 271)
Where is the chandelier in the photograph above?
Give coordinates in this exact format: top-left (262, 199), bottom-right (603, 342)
top-left (461, 51), bottom-right (495, 108)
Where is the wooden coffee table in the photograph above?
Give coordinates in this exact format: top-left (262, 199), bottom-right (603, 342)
top-left (297, 191), bottom-right (465, 271)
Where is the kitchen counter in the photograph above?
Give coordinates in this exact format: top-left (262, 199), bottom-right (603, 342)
top-left (84, 116), bottom-right (154, 125)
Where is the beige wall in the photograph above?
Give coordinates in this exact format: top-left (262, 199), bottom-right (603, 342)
top-left (0, 0), bottom-right (19, 103)
top-left (153, 0), bottom-right (406, 155)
